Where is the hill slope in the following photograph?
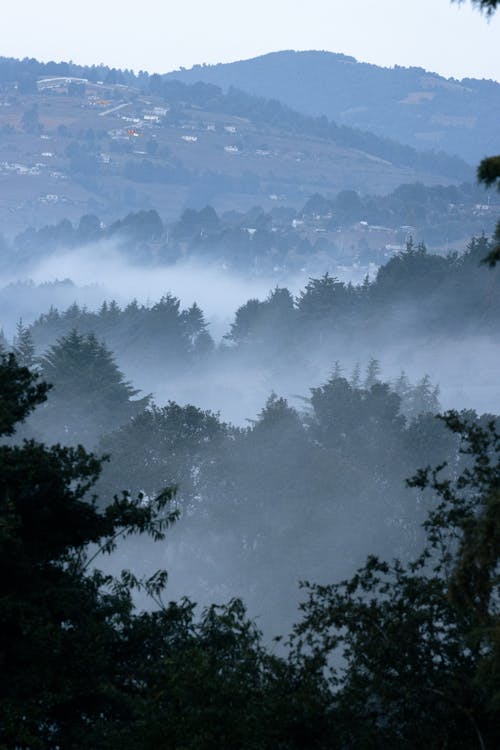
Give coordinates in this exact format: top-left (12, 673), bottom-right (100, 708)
top-left (165, 50), bottom-right (500, 164)
top-left (0, 56), bottom-right (472, 234)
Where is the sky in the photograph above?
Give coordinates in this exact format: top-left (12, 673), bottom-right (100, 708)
top-left (1, 0), bottom-right (500, 81)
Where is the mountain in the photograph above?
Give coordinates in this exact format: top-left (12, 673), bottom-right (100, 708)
top-left (164, 50), bottom-right (500, 165)
top-left (0, 56), bottom-right (472, 235)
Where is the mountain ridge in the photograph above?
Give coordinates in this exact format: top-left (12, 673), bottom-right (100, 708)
top-left (0, 54), bottom-right (474, 234)
top-left (164, 49), bottom-right (500, 164)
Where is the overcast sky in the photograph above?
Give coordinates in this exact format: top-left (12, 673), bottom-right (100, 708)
top-left (2, 0), bottom-right (500, 81)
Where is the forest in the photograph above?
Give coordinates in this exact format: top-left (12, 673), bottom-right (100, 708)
top-left (2, 181), bottom-right (497, 277)
top-left (2, 1), bottom-right (500, 748)
top-left (2, 311), bottom-right (499, 748)
top-left (2, 221), bottom-right (500, 746)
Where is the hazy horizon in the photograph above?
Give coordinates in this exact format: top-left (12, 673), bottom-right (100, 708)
top-left (3, 0), bottom-right (500, 83)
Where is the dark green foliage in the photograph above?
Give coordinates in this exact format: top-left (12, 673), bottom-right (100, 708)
top-left (394, 372), bottom-right (440, 421)
top-left (291, 412), bottom-right (500, 749)
top-left (297, 273), bottom-right (351, 322)
top-left (309, 374), bottom-right (404, 451)
top-left (6, 181), bottom-right (497, 274)
top-left (373, 239), bottom-right (449, 298)
top-left (29, 295), bottom-right (214, 379)
top-left (478, 156), bottom-right (500, 189)
top-left (0, 329), bottom-right (9, 355)
top-left (0, 353), bottom-right (50, 436)
top-left (77, 213), bottom-right (101, 242)
top-left (97, 401), bottom-right (228, 506)
top-left (34, 330), bottom-right (149, 447)
top-left (109, 209), bottom-right (164, 242)
top-left (0, 353), bottom-right (498, 746)
top-left (182, 302), bottom-right (215, 354)
top-left (98, 368), bottom-right (453, 630)
top-left (0, 354), bottom-right (177, 748)
top-left (477, 156), bottom-right (500, 266)
top-left (225, 287), bottom-right (295, 348)
top-left (124, 597), bottom-right (330, 750)
top-left (0, 354), bottom-right (337, 749)
top-left (460, 0), bottom-right (500, 13)
top-left (459, 0), bottom-right (500, 267)
top-left (173, 205), bottom-right (220, 240)
top-left (220, 236), bottom-right (500, 359)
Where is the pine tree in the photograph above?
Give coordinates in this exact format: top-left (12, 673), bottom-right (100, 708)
top-left (350, 362), bottom-right (361, 389)
top-left (0, 328), bottom-right (9, 355)
top-left (331, 360), bottom-right (343, 380)
top-left (393, 370), bottom-right (411, 403)
top-left (181, 302), bottom-right (211, 349)
top-left (14, 319), bottom-right (35, 368)
top-left (364, 357), bottom-right (381, 389)
top-left (36, 329), bottom-right (149, 446)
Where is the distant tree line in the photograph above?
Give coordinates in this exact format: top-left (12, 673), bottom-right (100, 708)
top-left (23, 296), bottom-right (213, 392)
top-left (2, 182), bottom-right (497, 274)
top-left (2, 236), bottom-right (499, 400)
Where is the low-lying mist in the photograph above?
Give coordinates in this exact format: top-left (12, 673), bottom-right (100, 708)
top-left (2, 239), bottom-right (500, 424)
top-left (5, 232), bottom-right (500, 638)
top-left (0, 240), bottom-right (377, 337)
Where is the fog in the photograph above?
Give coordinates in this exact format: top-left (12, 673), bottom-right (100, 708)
top-left (2, 240), bottom-right (500, 425)
top-left (1, 240), bottom-right (380, 332)
top-left (3, 228), bottom-right (499, 640)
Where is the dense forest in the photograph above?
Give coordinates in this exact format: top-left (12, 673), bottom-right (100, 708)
top-left (2, 229), bottom-right (499, 421)
top-left (1, 332), bottom-right (499, 748)
top-left (2, 2), bottom-right (500, 747)
top-left (0, 232), bottom-right (497, 631)
top-left (14, 233), bottom-right (499, 358)
top-left (3, 203), bottom-right (499, 746)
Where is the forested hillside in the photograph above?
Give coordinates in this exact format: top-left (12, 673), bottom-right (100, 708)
top-left (2, 181), bottom-right (497, 279)
top-left (2, 1), bottom-right (500, 747)
top-left (0, 55), bottom-right (471, 235)
top-left (166, 49), bottom-right (500, 164)
top-left (2, 320), bottom-right (499, 748)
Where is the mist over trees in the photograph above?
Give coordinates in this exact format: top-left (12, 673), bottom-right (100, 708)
top-left (1, 350), bottom-right (498, 748)
top-left (1, 0), bottom-right (500, 746)
top-left (13, 234), bottom-right (498, 382)
top-left (3, 184), bottom-right (497, 276)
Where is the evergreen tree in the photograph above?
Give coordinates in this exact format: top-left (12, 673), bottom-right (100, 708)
top-left (13, 319), bottom-right (35, 369)
top-left (350, 362), bottom-right (361, 389)
top-left (296, 272), bottom-right (346, 320)
top-left (225, 298), bottom-right (262, 345)
top-left (0, 328), bottom-right (9, 355)
top-left (181, 302), bottom-right (212, 350)
top-left (393, 370), bottom-right (410, 398)
top-left (0, 354), bottom-right (176, 748)
top-left (408, 374), bottom-right (441, 418)
top-left (36, 330), bottom-right (149, 446)
top-left (364, 356), bottom-right (381, 389)
top-left (331, 360), bottom-right (343, 380)
top-left (0, 353), bottom-right (332, 750)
